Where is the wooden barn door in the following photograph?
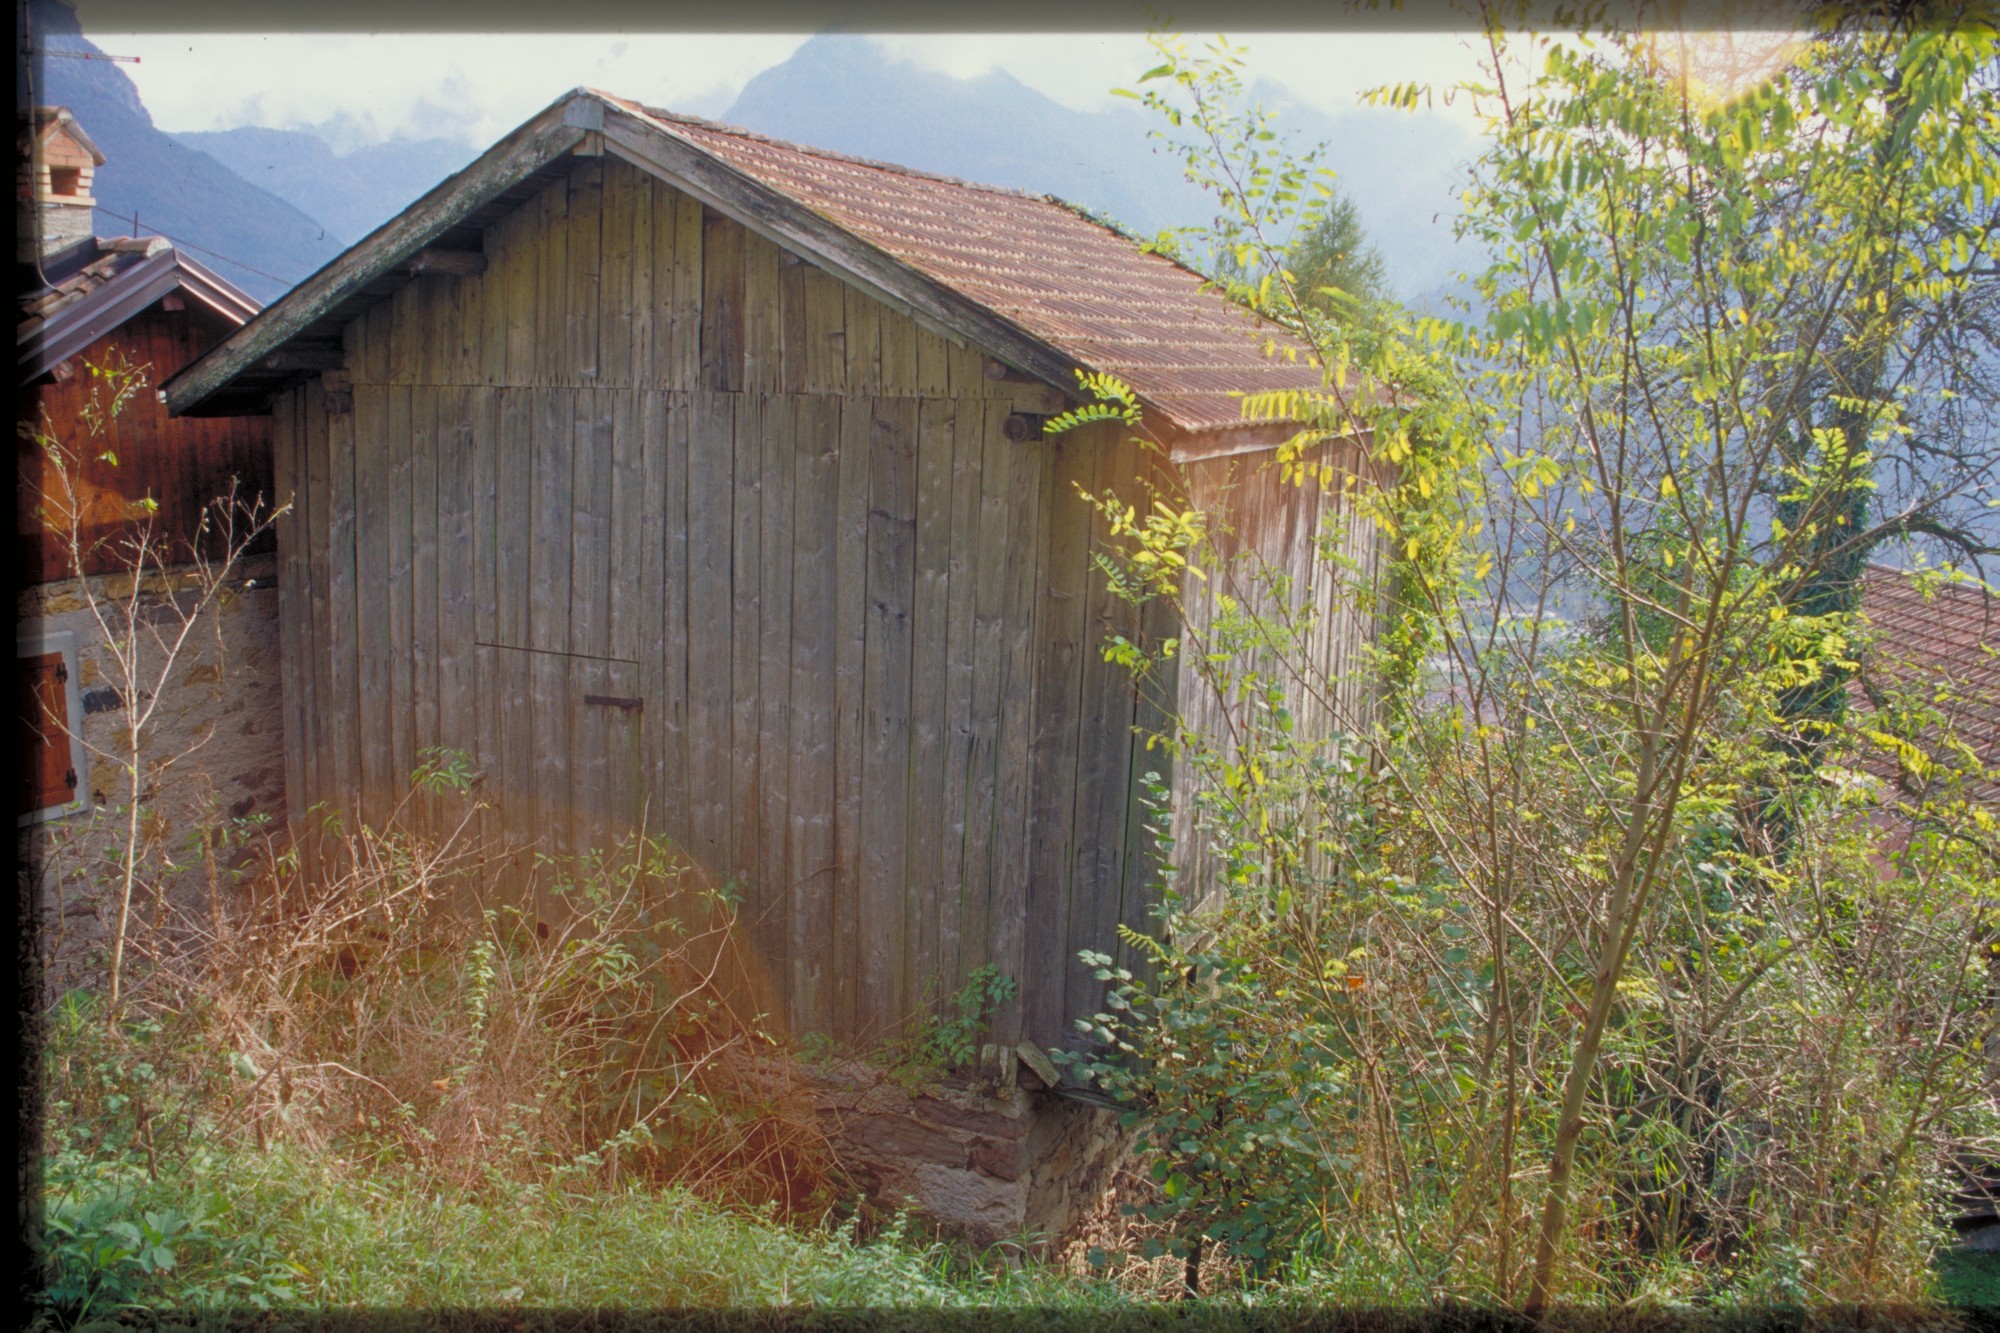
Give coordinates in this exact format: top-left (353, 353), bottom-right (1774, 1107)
top-left (473, 645), bottom-right (644, 890)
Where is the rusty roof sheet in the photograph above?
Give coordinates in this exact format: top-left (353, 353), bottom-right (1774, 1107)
top-left (1849, 564), bottom-right (1999, 805)
top-left (612, 99), bottom-right (1326, 435)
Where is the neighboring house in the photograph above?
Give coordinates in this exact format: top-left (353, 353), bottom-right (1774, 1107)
top-left (1849, 565), bottom-right (2000, 1254)
top-left (17, 108), bottom-right (284, 977)
top-left (1850, 563), bottom-right (1998, 809)
top-left (164, 89), bottom-right (1379, 1239)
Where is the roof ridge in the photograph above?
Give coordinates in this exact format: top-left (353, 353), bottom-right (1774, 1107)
top-left (620, 98), bottom-right (1062, 205)
top-left (601, 93), bottom-right (1226, 300)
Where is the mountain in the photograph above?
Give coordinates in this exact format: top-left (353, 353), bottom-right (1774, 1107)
top-left (725, 34), bottom-right (1213, 247)
top-left (723, 34), bottom-right (1483, 301)
top-left (27, 0), bottom-right (344, 302)
top-left (171, 126), bottom-right (479, 252)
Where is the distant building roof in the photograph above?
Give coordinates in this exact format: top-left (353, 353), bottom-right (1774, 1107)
top-left (1850, 563), bottom-right (1999, 805)
top-left (19, 234), bottom-right (261, 385)
top-left (165, 88), bottom-right (1333, 443)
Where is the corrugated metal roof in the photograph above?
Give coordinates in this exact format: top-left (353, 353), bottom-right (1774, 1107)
top-left (612, 99), bottom-right (1327, 435)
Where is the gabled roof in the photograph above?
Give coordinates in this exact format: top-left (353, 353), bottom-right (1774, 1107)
top-left (165, 88), bottom-right (1326, 442)
top-left (23, 106), bottom-right (105, 165)
top-left (18, 234), bottom-right (262, 386)
top-left (1850, 563), bottom-right (1998, 805)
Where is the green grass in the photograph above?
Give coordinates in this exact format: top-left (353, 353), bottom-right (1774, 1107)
top-left (1937, 1245), bottom-right (2000, 1310)
top-left (34, 1139), bottom-right (1142, 1320)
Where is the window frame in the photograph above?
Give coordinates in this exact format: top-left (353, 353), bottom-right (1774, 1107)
top-left (18, 625), bottom-right (90, 826)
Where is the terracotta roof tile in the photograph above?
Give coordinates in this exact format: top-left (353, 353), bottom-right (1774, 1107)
top-left (618, 102), bottom-right (1327, 435)
top-left (1849, 564), bottom-right (1999, 804)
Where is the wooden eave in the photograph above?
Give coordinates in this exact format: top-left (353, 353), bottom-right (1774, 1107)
top-left (596, 98), bottom-right (1083, 402)
top-left (164, 93), bottom-right (604, 418)
top-left (18, 247), bottom-right (262, 386)
top-left (168, 89), bottom-right (1104, 421)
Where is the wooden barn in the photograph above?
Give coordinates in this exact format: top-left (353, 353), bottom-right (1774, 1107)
top-left (166, 89), bottom-right (1382, 1057)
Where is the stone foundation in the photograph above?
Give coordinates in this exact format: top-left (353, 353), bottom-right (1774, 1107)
top-left (734, 1047), bottom-right (1132, 1251)
top-left (18, 554), bottom-right (286, 994)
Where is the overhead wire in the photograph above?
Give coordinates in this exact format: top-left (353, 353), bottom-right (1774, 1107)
top-left (83, 206), bottom-right (305, 289)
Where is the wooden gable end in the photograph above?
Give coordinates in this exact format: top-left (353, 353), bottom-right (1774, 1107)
top-left (18, 302), bottom-right (273, 582)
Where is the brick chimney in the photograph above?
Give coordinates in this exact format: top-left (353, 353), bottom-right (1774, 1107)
top-left (19, 107), bottom-right (105, 263)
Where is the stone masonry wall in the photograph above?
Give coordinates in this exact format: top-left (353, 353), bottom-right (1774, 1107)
top-left (19, 552), bottom-right (285, 995)
top-left (767, 1052), bottom-right (1132, 1252)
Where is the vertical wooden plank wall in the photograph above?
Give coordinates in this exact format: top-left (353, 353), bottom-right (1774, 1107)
top-left (1163, 438), bottom-right (1385, 913)
top-left (271, 154), bottom-right (1348, 1052)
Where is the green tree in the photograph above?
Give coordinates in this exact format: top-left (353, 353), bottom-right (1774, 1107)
top-left (1065, 8), bottom-right (2000, 1310)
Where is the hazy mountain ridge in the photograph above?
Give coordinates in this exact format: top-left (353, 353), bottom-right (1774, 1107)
top-left (28, 0), bottom-right (345, 302)
top-left (170, 125), bottom-right (479, 252)
top-left (31, 13), bottom-right (1481, 307)
top-left (723, 35), bottom-right (1482, 301)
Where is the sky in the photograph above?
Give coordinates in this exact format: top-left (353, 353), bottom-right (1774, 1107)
top-left (98, 29), bottom-right (1496, 151)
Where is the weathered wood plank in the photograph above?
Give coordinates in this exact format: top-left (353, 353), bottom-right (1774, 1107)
top-left (439, 387), bottom-right (483, 785)
top-left (905, 395), bottom-right (954, 1017)
top-left (659, 392), bottom-right (691, 850)
top-left (829, 394), bottom-right (872, 1038)
top-left (637, 390), bottom-right (668, 840)
top-left (478, 217), bottom-right (509, 387)
top-left (607, 390), bottom-right (643, 664)
top-left (1066, 428), bottom-right (1142, 1032)
top-left (410, 385), bottom-right (441, 834)
top-left (494, 389), bottom-right (532, 649)
top-left (803, 265), bottom-right (846, 397)
top-left (598, 157), bottom-right (635, 389)
top-left (324, 389), bottom-right (361, 811)
top-left (744, 232), bottom-right (782, 395)
top-left (502, 203), bottom-right (538, 387)
top-left (685, 392), bottom-right (734, 880)
top-left (571, 651), bottom-right (610, 860)
top-left (529, 388), bottom-right (574, 654)
top-left (786, 393), bottom-right (838, 1036)
top-left (570, 388), bottom-right (613, 660)
top-left (304, 378), bottom-right (336, 806)
top-left (272, 391), bottom-right (306, 828)
top-left (567, 156), bottom-right (603, 383)
top-left (1120, 478), bottom-right (1181, 980)
top-left (880, 303), bottom-right (918, 397)
top-left (957, 401), bottom-right (1009, 992)
top-left (529, 642), bottom-right (573, 873)
top-left (778, 252), bottom-right (808, 395)
top-left (488, 642), bottom-right (534, 891)
top-left (1023, 428), bottom-right (1092, 1047)
top-left (665, 189), bottom-right (704, 391)
top-left (386, 385), bottom-right (416, 820)
top-left (860, 396), bottom-right (917, 1035)
top-left (728, 392), bottom-right (762, 915)
top-left (352, 384), bottom-right (392, 828)
top-left (936, 383), bottom-right (985, 996)
top-left (537, 175), bottom-right (570, 387)
top-left (387, 281), bottom-right (416, 386)
top-left (756, 392), bottom-right (796, 1028)
top-left (625, 165), bottom-right (655, 391)
top-left (844, 285), bottom-right (881, 396)
top-left (988, 400), bottom-right (1049, 1048)
top-left (359, 301), bottom-right (390, 386)
top-left (916, 326), bottom-right (950, 398)
top-left (701, 207), bottom-right (745, 393)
